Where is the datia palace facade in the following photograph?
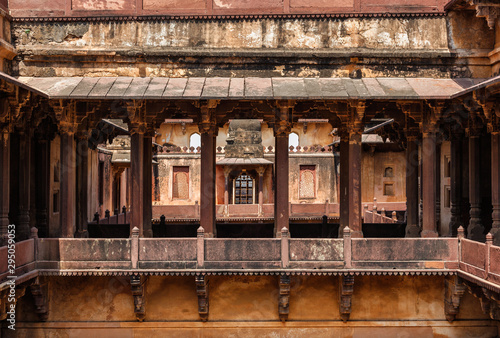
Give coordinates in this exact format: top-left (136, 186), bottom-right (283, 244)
top-left (0, 0), bottom-right (499, 336)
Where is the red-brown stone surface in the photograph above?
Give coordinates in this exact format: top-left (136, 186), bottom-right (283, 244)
top-left (9, 0), bottom-right (449, 17)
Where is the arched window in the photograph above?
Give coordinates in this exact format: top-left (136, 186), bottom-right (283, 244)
top-left (233, 173), bottom-right (254, 204)
top-left (190, 133), bottom-right (201, 150)
top-left (289, 132), bottom-right (299, 149)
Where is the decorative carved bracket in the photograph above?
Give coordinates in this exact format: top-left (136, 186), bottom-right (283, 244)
top-left (444, 275), bottom-right (466, 323)
top-left (30, 278), bottom-right (48, 321)
top-left (469, 0), bottom-right (500, 29)
top-left (340, 275), bottom-right (354, 322)
top-left (130, 275), bottom-right (146, 322)
top-left (196, 275), bottom-right (209, 321)
top-left (279, 275), bottom-right (291, 322)
top-left (465, 280), bottom-right (500, 320)
top-left (274, 101), bottom-right (294, 136)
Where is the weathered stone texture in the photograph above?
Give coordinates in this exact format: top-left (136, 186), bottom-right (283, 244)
top-left (11, 17), bottom-right (469, 78)
top-left (14, 18), bottom-right (449, 50)
top-left (13, 275), bottom-right (496, 337)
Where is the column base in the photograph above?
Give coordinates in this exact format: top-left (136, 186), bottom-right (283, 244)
top-left (421, 230), bottom-right (439, 238)
top-left (467, 222), bottom-right (486, 242)
top-left (350, 230), bottom-right (363, 238)
top-left (143, 229), bottom-right (154, 238)
top-left (491, 227), bottom-right (500, 246)
top-left (405, 225), bottom-right (421, 238)
top-left (75, 230), bottom-right (89, 238)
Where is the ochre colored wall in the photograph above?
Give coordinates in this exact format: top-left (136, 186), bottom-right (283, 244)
top-left (12, 275), bottom-right (497, 337)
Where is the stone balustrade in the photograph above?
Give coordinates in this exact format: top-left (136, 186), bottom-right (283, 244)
top-left (2, 226), bottom-right (499, 295)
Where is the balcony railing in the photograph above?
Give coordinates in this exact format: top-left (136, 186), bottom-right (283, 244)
top-left (2, 226), bottom-right (499, 294)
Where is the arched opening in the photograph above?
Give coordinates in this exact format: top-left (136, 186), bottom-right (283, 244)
top-left (189, 133), bottom-right (201, 150)
top-left (289, 132), bottom-right (299, 149)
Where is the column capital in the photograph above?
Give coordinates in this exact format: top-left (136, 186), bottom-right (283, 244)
top-left (198, 101), bottom-right (217, 135)
top-left (466, 114), bottom-right (485, 137)
top-left (487, 106), bottom-right (500, 133)
top-left (256, 166), bottom-right (266, 177)
top-left (274, 100), bottom-right (294, 136)
top-left (223, 166), bottom-right (232, 178)
top-left (59, 121), bottom-right (78, 135)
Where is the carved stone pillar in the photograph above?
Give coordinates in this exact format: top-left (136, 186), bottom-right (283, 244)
top-left (449, 133), bottom-right (463, 237)
top-left (130, 130), bottom-right (145, 237)
top-left (468, 134), bottom-right (485, 241)
top-left (348, 127), bottom-right (363, 238)
top-left (223, 166), bottom-right (231, 216)
top-left (257, 166), bottom-right (265, 216)
top-left (0, 129), bottom-right (9, 244)
top-left (60, 125), bottom-right (76, 238)
top-left (491, 130), bottom-right (500, 245)
top-left (405, 135), bottom-right (420, 237)
top-left (17, 128), bottom-right (32, 240)
top-left (421, 127), bottom-right (438, 238)
top-left (143, 134), bottom-right (153, 238)
top-left (199, 109), bottom-right (217, 237)
top-left (274, 103), bottom-right (292, 237)
top-left (339, 130), bottom-right (349, 236)
top-left (34, 137), bottom-right (50, 238)
top-left (75, 133), bottom-right (88, 238)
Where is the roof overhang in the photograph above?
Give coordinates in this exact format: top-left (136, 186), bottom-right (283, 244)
top-left (14, 76), bottom-right (483, 101)
top-left (217, 158), bottom-right (273, 166)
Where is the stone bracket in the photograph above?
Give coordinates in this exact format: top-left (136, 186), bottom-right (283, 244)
top-left (130, 275), bottom-right (146, 322)
top-left (30, 278), bottom-right (48, 321)
top-left (279, 274), bottom-right (291, 322)
top-left (340, 274), bottom-right (354, 322)
top-left (196, 275), bottom-right (209, 321)
top-left (444, 275), bottom-right (466, 323)
top-left (0, 280), bottom-right (31, 321)
top-left (465, 279), bottom-right (500, 320)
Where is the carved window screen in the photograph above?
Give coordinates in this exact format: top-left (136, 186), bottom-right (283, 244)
top-left (299, 165), bottom-right (316, 199)
top-left (234, 174), bottom-right (254, 204)
top-left (173, 166), bottom-right (189, 200)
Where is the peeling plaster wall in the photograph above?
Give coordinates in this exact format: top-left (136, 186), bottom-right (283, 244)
top-left (11, 17), bottom-right (473, 78)
top-left (12, 275), bottom-right (497, 337)
top-left (361, 150), bottom-right (406, 204)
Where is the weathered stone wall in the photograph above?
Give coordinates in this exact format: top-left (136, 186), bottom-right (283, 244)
top-left (289, 154), bottom-right (337, 204)
top-left (447, 9), bottom-right (496, 78)
top-left (155, 155), bottom-right (201, 206)
top-left (361, 149), bottom-right (406, 204)
top-left (11, 275), bottom-right (497, 337)
top-left (12, 16), bottom-right (477, 78)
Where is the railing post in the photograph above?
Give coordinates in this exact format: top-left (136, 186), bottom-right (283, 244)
top-left (343, 226), bottom-right (352, 269)
top-left (197, 226), bottom-right (205, 268)
top-left (486, 232), bottom-right (493, 277)
top-left (30, 227), bottom-right (38, 264)
top-left (131, 227), bottom-right (139, 269)
top-left (281, 227), bottom-right (289, 268)
top-left (457, 226), bottom-right (464, 265)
